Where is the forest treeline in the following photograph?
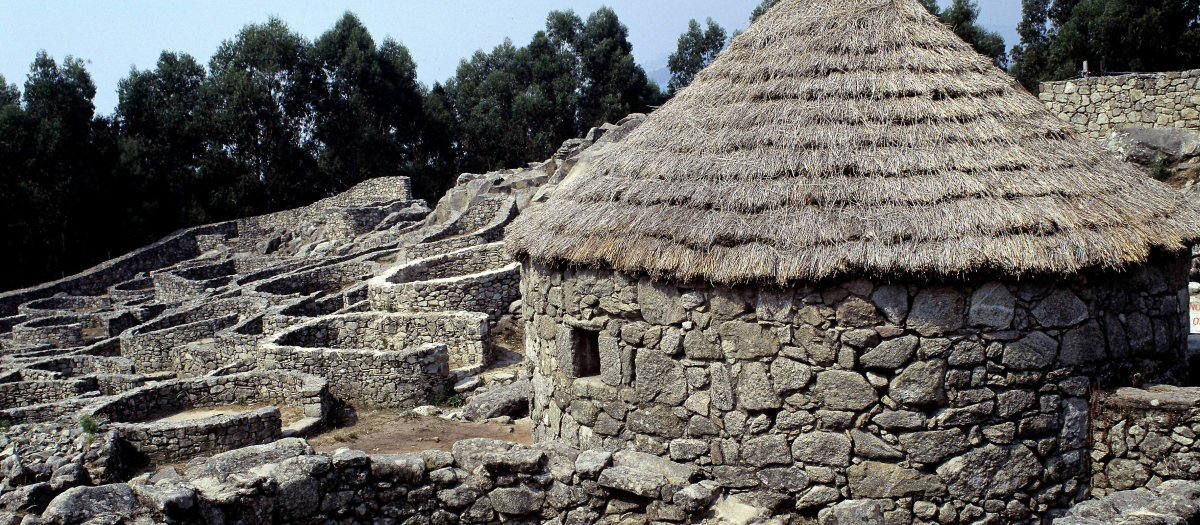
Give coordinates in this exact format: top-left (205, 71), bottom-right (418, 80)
top-left (1, 0), bottom-right (1197, 291)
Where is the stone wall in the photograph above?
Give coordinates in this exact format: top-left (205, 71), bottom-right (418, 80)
top-left (85, 370), bottom-right (328, 462)
top-left (0, 379), bottom-right (95, 410)
top-left (271, 311), bottom-right (491, 368)
top-left (257, 335), bottom-right (451, 407)
top-left (1040, 70), bottom-right (1200, 138)
top-left (153, 261), bottom-right (237, 302)
top-left (521, 250), bottom-right (1191, 524)
top-left (34, 437), bottom-right (723, 525)
top-left (12, 316), bottom-right (84, 348)
top-left (406, 196), bottom-right (518, 261)
top-left (0, 222), bottom-right (237, 316)
top-left (1088, 386), bottom-right (1200, 496)
top-left (249, 261), bottom-right (375, 298)
top-left (370, 243), bottom-right (521, 321)
top-left (121, 313), bottom-right (240, 373)
top-left (237, 177), bottom-right (412, 246)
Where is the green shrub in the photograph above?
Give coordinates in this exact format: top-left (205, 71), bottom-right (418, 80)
top-left (80, 415), bottom-right (100, 435)
top-left (1149, 153), bottom-right (1172, 181)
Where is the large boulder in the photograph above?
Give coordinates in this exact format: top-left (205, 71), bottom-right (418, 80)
top-left (42, 485), bottom-right (138, 525)
top-left (184, 438), bottom-right (313, 481)
top-left (461, 378), bottom-right (530, 422)
top-left (1104, 128), bottom-right (1200, 166)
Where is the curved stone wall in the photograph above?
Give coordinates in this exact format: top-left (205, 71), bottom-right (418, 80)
top-left (522, 251), bottom-right (1191, 523)
top-left (153, 261), bottom-right (237, 301)
top-left (258, 323), bottom-right (450, 407)
top-left (86, 370), bottom-right (329, 462)
top-left (12, 315), bottom-right (85, 348)
top-left (18, 296), bottom-right (112, 317)
top-left (369, 243), bottom-right (521, 321)
top-left (270, 311), bottom-right (490, 368)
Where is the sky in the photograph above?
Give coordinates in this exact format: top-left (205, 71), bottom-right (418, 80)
top-left (0, 1), bottom-right (1023, 116)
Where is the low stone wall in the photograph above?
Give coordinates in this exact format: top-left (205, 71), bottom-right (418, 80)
top-left (153, 261), bottom-right (237, 302)
top-left (0, 378), bottom-right (96, 409)
top-left (195, 234), bottom-right (228, 252)
top-left (370, 243), bottom-right (521, 321)
top-left (0, 222), bottom-right (237, 316)
top-left (12, 316), bottom-right (84, 348)
top-left (18, 296), bottom-right (111, 317)
top-left (84, 370), bottom-right (328, 462)
top-left (1088, 386), bottom-right (1200, 496)
top-left (237, 177), bottom-right (413, 247)
top-left (36, 438), bottom-right (724, 525)
top-left (248, 261), bottom-right (375, 298)
top-left (28, 355), bottom-right (136, 377)
top-left (270, 311), bottom-right (490, 368)
top-left (258, 332), bottom-right (450, 407)
top-left (107, 277), bottom-right (154, 302)
top-left (1040, 70), bottom-right (1200, 138)
top-left (115, 407), bottom-right (283, 463)
top-left (406, 196), bottom-right (517, 260)
top-left (120, 313), bottom-right (240, 373)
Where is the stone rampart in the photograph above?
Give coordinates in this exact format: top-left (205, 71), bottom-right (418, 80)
top-left (1040, 70), bottom-right (1200, 138)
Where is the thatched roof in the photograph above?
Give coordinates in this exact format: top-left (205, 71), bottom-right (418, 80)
top-left (505, 0), bottom-right (1200, 285)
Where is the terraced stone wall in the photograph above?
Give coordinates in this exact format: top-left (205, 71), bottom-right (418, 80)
top-left (1040, 70), bottom-right (1200, 138)
top-left (0, 222), bottom-right (237, 316)
top-left (521, 251), bottom-right (1190, 524)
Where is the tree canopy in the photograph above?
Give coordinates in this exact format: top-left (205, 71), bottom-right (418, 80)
top-left (1011, 0), bottom-right (1200, 91)
top-left (0, 8), bottom-right (668, 290)
top-left (667, 18), bottom-right (727, 94)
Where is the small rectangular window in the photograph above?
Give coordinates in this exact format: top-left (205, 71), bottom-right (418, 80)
top-left (572, 329), bottom-right (601, 378)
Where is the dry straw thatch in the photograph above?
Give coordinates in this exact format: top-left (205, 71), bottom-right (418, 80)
top-left (505, 0), bottom-right (1200, 285)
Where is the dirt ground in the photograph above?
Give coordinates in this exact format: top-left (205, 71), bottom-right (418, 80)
top-left (309, 410), bottom-right (532, 454)
top-left (156, 403), bottom-right (306, 426)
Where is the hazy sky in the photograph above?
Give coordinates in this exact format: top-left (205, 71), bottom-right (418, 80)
top-left (1, 1), bottom-right (1022, 115)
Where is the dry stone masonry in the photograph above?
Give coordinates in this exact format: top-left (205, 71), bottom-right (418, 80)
top-left (1040, 70), bottom-right (1200, 138)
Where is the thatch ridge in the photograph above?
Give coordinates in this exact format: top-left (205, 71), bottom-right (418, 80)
top-left (505, 0), bottom-right (1200, 285)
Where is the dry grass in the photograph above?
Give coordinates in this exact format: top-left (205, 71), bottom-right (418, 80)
top-left (506, 0), bottom-right (1200, 285)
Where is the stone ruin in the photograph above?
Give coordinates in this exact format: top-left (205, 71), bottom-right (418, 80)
top-left (3, 4), bottom-right (1200, 525)
top-left (0, 111), bottom-right (666, 525)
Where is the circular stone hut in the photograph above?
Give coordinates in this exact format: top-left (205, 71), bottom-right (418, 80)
top-left (505, 0), bottom-right (1200, 521)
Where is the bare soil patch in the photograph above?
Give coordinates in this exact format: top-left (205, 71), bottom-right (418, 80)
top-left (309, 410), bottom-right (531, 454)
top-left (155, 403), bottom-right (305, 425)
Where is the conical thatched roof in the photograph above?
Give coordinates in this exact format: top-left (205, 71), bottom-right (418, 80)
top-left (505, 0), bottom-right (1200, 285)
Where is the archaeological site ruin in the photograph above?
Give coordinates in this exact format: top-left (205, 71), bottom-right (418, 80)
top-left (2, 1), bottom-right (1200, 525)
